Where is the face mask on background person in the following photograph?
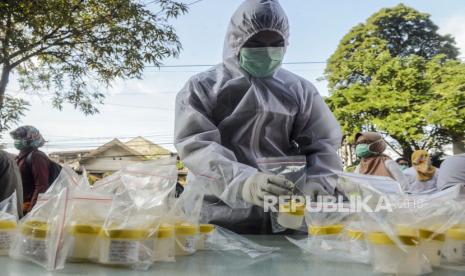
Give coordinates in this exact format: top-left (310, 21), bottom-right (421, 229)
top-left (355, 143), bottom-right (372, 159)
top-left (399, 164), bottom-right (409, 171)
top-left (14, 140), bottom-right (26, 151)
top-left (239, 47), bottom-right (285, 78)
top-left (355, 138), bottom-right (384, 159)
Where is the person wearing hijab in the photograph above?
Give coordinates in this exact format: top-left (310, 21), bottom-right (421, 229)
top-left (174, 0), bottom-right (343, 234)
top-left (404, 150), bottom-right (440, 194)
top-left (436, 154), bottom-right (465, 191)
top-left (354, 132), bottom-right (409, 189)
top-left (10, 126), bottom-right (50, 213)
top-left (395, 157), bottom-right (410, 171)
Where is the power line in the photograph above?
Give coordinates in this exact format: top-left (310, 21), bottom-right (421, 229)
top-left (187, 0), bottom-right (204, 5)
top-left (105, 103), bottom-right (172, 110)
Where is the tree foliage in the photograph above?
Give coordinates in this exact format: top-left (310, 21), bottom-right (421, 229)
top-left (325, 4), bottom-right (465, 160)
top-left (0, 0), bottom-right (188, 131)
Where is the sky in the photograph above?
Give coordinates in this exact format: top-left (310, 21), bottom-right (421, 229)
top-left (3, 0), bottom-right (465, 154)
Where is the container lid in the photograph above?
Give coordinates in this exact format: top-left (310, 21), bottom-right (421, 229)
top-left (397, 226), bottom-right (420, 245)
top-left (279, 202), bottom-right (305, 216)
top-left (70, 224), bottom-right (102, 235)
top-left (157, 224), bottom-right (175, 239)
top-left (346, 229), bottom-right (365, 240)
top-left (0, 220), bottom-right (17, 230)
top-left (419, 229), bottom-right (445, 242)
top-left (308, 224), bottom-right (344, 236)
top-left (446, 228), bottom-right (465, 241)
top-left (175, 222), bottom-right (198, 236)
top-left (21, 220), bottom-right (48, 239)
top-left (397, 226), bottom-right (418, 238)
top-left (367, 232), bottom-right (394, 245)
top-left (367, 232), bottom-right (419, 246)
top-left (199, 224), bottom-right (215, 234)
top-left (100, 228), bottom-right (150, 239)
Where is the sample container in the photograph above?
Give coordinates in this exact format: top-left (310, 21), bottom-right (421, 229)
top-left (175, 223), bottom-right (198, 256)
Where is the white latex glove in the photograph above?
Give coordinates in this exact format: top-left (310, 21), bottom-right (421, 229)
top-left (241, 172), bottom-right (295, 207)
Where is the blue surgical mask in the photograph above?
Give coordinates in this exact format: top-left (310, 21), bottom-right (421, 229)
top-left (239, 47), bottom-right (285, 78)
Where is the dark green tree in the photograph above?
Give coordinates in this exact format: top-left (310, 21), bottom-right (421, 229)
top-left (0, 0), bottom-right (188, 132)
top-left (325, 4), bottom-right (464, 161)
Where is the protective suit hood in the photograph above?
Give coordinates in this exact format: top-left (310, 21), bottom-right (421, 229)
top-left (223, 0), bottom-right (289, 63)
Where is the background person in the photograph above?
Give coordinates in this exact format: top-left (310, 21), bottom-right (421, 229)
top-left (10, 126), bottom-right (50, 214)
top-left (436, 154), bottom-right (465, 191)
top-left (354, 132), bottom-right (409, 190)
top-left (395, 157), bottom-right (410, 171)
top-left (0, 150), bottom-right (23, 217)
top-left (404, 150), bottom-right (440, 194)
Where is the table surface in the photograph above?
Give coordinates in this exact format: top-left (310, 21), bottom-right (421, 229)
top-left (1, 235), bottom-right (464, 276)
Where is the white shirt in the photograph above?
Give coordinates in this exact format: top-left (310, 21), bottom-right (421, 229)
top-left (437, 154), bottom-right (465, 191)
top-left (404, 167), bottom-right (440, 194)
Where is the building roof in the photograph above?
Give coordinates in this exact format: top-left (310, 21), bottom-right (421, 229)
top-left (125, 136), bottom-right (172, 157)
top-left (80, 138), bottom-right (146, 162)
top-left (49, 150), bottom-right (91, 156)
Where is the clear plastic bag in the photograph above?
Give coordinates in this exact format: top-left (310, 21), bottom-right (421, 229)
top-left (257, 156), bottom-right (307, 233)
top-left (92, 171), bottom-right (123, 195)
top-left (204, 225), bottom-right (279, 258)
top-left (334, 172), bottom-right (436, 275)
top-left (9, 187), bottom-right (72, 271)
top-left (0, 192), bottom-right (18, 255)
top-left (166, 181), bottom-right (205, 257)
top-left (66, 193), bottom-right (113, 263)
top-left (302, 200), bottom-right (355, 262)
top-left (45, 166), bottom-right (91, 195)
top-left (97, 157), bottom-right (178, 270)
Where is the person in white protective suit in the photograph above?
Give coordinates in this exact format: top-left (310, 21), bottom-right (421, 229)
top-left (174, 0), bottom-right (343, 234)
top-left (437, 154), bottom-right (465, 191)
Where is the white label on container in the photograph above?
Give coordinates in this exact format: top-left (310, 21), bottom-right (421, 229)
top-left (0, 232), bottom-right (12, 250)
top-left (183, 237), bottom-right (195, 252)
top-left (108, 240), bottom-right (139, 263)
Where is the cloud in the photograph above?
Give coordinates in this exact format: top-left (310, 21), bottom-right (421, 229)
top-left (439, 14), bottom-right (465, 57)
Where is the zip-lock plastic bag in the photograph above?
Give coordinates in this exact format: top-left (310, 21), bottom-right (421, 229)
top-left (288, 211), bottom-right (370, 264)
top-left (257, 156), bottom-right (307, 233)
top-left (204, 225), bottom-right (279, 258)
top-left (92, 171), bottom-right (123, 195)
top-left (335, 173), bottom-right (435, 275)
top-left (45, 167), bottom-right (91, 196)
top-left (98, 158), bottom-right (178, 270)
top-left (0, 192), bottom-right (18, 255)
top-left (166, 182), bottom-right (205, 257)
top-left (66, 193), bottom-right (113, 263)
top-left (9, 187), bottom-right (72, 271)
